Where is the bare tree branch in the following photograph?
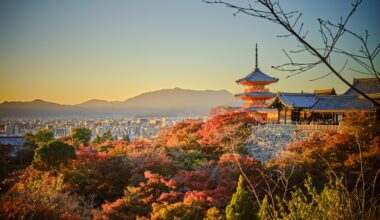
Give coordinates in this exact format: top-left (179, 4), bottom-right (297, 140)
top-left (203, 0), bottom-right (379, 107)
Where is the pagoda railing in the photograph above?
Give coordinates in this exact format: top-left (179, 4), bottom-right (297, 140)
top-left (245, 88), bottom-right (270, 93)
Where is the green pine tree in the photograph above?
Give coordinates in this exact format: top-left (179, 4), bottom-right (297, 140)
top-left (226, 175), bottom-right (258, 220)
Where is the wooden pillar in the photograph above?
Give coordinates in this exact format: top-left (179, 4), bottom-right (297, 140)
top-left (284, 108), bottom-right (287, 124)
top-left (277, 108), bottom-right (280, 124)
top-left (297, 110), bottom-right (300, 122)
top-left (332, 113), bottom-right (335, 124)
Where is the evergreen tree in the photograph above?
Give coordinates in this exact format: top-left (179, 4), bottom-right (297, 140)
top-left (71, 127), bottom-right (92, 146)
top-left (33, 140), bottom-right (76, 169)
top-left (226, 175), bottom-right (258, 220)
top-left (122, 134), bottom-right (130, 142)
top-left (34, 129), bottom-right (54, 145)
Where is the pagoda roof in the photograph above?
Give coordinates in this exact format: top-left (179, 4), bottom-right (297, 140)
top-left (344, 78), bottom-right (380, 95)
top-left (235, 92), bottom-right (276, 98)
top-left (310, 95), bottom-right (375, 112)
top-left (269, 92), bottom-right (317, 108)
top-left (236, 68), bottom-right (279, 84)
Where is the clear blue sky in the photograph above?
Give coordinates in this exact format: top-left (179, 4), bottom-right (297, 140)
top-left (0, 0), bottom-right (379, 104)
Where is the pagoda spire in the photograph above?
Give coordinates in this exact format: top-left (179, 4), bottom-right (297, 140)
top-left (255, 43), bottom-right (258, 70)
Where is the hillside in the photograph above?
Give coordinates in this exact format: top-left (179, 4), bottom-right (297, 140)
top-left (0, 88), bottom-right (243, 118)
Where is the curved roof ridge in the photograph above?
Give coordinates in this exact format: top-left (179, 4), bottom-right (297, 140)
top-left (278, 93), bottom-right (294, 106)
top-left (236, 68), bottom-right (279, 83)
top-left (276, 92), bottom-right (317, 108)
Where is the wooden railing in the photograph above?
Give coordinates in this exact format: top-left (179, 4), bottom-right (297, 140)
top-left (257, 124), bottom-right (341, 131)
top-left (296, 124), bottom-right (340, 131)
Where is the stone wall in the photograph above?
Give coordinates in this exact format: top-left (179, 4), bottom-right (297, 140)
top-left (247, 124), bottom-right (313, 164)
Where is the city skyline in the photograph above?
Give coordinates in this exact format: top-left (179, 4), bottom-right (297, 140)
top-left (1, 0), bottom-right (379, 104)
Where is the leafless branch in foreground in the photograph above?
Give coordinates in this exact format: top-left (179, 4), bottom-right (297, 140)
top-left (203, 0), bottom-right (379, 106)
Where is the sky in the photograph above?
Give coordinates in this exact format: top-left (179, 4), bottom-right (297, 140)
top-left (0, 0), bottom-right (379, 105)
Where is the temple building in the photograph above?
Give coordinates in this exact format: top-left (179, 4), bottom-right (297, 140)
top-left (234, 45), bottom-right (379, 124)
top-left (267, 78), bottom-right (380, 124)
top-left (235, 44), bottom-right (278, 121)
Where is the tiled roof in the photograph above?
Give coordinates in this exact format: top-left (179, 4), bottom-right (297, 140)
top-left (310, 95), bottom-right (375, 111)
top-left (0, 136), bottom-right (25, 146)
top-left (265, 78), bottom-right (378, 111)
top-left (235, 92), bottom-right (276, 98)
top-left (276, 93), bottom-right (317, 108)
top-left (314, 88), bottom-right (336, 95)
top-left (236, 69), bottom-right (278, 84)
top-left (344, 78), bottom-right (380, 95)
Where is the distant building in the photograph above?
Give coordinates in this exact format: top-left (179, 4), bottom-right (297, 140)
top-left (14, 124), bottom-right (20, 135)
top-left (0, 122), bottom-right (7, 135)
top-left (85, 120), bottom-right (95, 128)
top-left (54, 127), bottom-right (67, 138)
top-left (5, 123), bottom-right (15, 136)
top-left (45, 124), bottom-right (54, 131)
top-left (0, 136), bottom-right (26, 157)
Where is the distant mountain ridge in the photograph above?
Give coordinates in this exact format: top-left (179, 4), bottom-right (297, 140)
top-left (0, 88), bottom-right (243, 118)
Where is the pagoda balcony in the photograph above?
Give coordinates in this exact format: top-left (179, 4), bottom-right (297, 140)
top-left (243, 103), bottom-right (268, 108)
top-left (236, 92), bottom-right (276, 98)
top-left (245, 88), bottom-right (270, 93)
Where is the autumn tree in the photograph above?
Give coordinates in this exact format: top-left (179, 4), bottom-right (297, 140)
top-left (151, 190), bottom-right (213, 219)
top-left (225, 175), bottom-right (258, 220)
top-left (197, 110), bottom-right (256, 158)
top-left (71, 127), bottom-right (92, 146)
top-left (94, 171), bottom-right (176, 219)
top-left (0, 167), bottom-right (92, 219)
top-left (164, 119), bottom-right (204, 149)
top-left (204, 0), bottom-right (380, 106)
top-left (205, 207), bottom-right (223, 220)
top-left (168, 148), bottom-right (208, 170)
top-left (210, 106), bottom-right (235, 117)
top-left (340, 112), bottom-right (378, 142)
top-left (64, 154), bottom-right (133, 206)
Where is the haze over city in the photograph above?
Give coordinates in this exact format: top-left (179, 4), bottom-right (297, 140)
top-left (1, 0), bottom-right (379, 104)
top-left (0, 1), bottom-right (379, 219)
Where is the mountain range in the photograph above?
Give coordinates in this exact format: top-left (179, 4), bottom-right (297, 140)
top-left (0, 88), bottom-right (243, 118)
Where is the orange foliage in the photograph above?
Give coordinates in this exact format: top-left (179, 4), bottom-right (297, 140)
top-left (197, 110), bottom-right (257, 158)
top-left (163, 119), bottom-right (204, 148)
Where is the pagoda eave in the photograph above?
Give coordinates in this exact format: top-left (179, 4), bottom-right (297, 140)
top-left (235, 92), bottom-right (276, 98)
top-left (236, 79), bottom-right (278, 86)
top-left (236, 97), bottom-right (275, 102)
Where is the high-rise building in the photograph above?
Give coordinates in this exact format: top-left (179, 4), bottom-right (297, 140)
top-left (54, 128), bottom-right (67, 138)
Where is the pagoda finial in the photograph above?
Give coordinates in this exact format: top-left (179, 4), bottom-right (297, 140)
top-left (255, 43), bottom-right (258, 70)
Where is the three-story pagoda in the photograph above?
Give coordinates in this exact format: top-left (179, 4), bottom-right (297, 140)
top-left (235, 44), bottom-right (278, 108)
